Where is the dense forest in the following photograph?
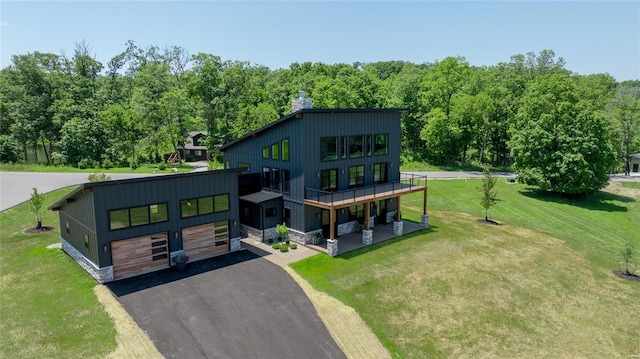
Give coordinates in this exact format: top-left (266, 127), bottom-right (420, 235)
top-left (1, 41), bottom-right (639, 192)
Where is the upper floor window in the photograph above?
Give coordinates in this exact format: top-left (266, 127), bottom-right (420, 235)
top-left (282, 139), bottom-right (289, 161)
top-left (321, 137), bottom-right (338, 161)
top-left (349, 165), bottom-right (365, 188)
top-left (374, 163), bottom-right (388, 184)
top-left (239, 163), bottom-right (251, 172)
top-left (271, 143), bottom-right (280, 160)
top-left (109, 203), bottom-right (168, 230)
top-left (181, 195), bottom-right (229, 218)
top-left (263, 167), bottom-right (270, 188)
top-left (375, 134), bottom-right (388, 155)
top-left (262, 146), bottom-right (269, 159)
top-left (282, 170), bottom-right (291, 194)
top-left (272, 168), bottom-right (281, 191)
top-left (321, 169), bottom-right (338, 191)
top-left (349, 135), bottom-right (364, 158)
top-left (366, 135), bottom-right (373, 157)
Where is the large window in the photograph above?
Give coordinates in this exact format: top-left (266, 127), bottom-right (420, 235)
top-left (272, 168), bottom-right (281, 191)
top-left (349, 135), bottom-right (364, 158)
top-left (271, 143), bottom-right (280, 160)
top-left (374, 163), bottom-right (388, 184)
top-left (321, 137), bottom-right (338, 161)
top-left (374, 134), bottom-right (388, 155)
top-left (366, 135), bottom-right (373, 157)
top-left (349, 204), bottom-right (365, 223)
top-left (262, 146), bottom-right (269, 159)
top-left (282, 170), bottom-right (290, 194)
top-left (321, 169), bottom-right (338, 191)
top-left (349, 165), bottom-right (365, 188)
top-left (282, 139), bottom-right (289, 161)
top-left (109, 203), bottom-right (168, 230)
top-left (263, 167), bottom-right (270, 188)
top-left (181, 194), bottom-right (229, 218)
top-left (341, 137), bottom-right (347, 159)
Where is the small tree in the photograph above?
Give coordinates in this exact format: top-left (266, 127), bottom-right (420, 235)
top-left (30, 187), bottom-right (45, 229)
top-left (479, 167), bottom-right (500, 222)
top-left (88, 173), bottom-right (112, 182)
top-left (620, 242), bottom-right (636, 276)
top-left (276, 222), bottom-right (289, 242)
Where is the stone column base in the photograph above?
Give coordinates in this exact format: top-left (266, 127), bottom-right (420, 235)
top-left (421, 214), bottom-right (430, 228)
top-left (362, 229), bottom-right (373, 245)
top-left (393, 221), bottom-right (404, 236)
top-left (230, 237), bottom-right (242, 251)
top-left (327, 239), bottom-right (339, 257)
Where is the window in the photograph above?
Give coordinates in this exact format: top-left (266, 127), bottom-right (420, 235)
top-left (214, 194), bottom-right (230, 212)
top-left (225, 160), bottom-right (230, 169)
top-left (263, 167), bottom-right (270, 188)
top-left (374, 163), bottom-right (388, 184)
top-left (341, 137), bottom-right (347, 159)
top-left (266, 207), bottom-right (277, 217)
top-left (349, 135), bottom-right (364, 158)
top-left (239, 162), bottom-right (251, 172)
top-left (271, 143), bottom-right (279, 160)
top-left (321, 169), bottom-right (338, 191)
top-left (320, 137), bottom-right (338, 161)
top-left (349, 165), bottom-right (365, 188)
top-left (367, 135), bottom-right (373, 157)
top-left (262, 146), bottom-right (269, 159)
top-left (65, 221), bottom-right (70, 234)
top-left (130, 206), bottom-right (150, 226)
top-left (195, 150), bottom-right (202, 156)
top-left (282, 170), bottom-right (290, 194)
top-left (109, 203), bottom-right (168, 230)
top-left (375, 134), bottom-right (388, 155)
top-left (349, 204), bottom-right (365, 222)
top-left (181, 199), bottom-right (198, 218)
top-left (283, 207), bottom-right (291, 227)
top-left (109, 209), bottom-right (130, 230)
top-left (272, 168), bottom-right (280, 191)
top-left (84, 235), bottom-right (89, 249)
top-left (198, 197), bottom-right (214, 214)
top-left (282, 139), bottom-right (289, 161)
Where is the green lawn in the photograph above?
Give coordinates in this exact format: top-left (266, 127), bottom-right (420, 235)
top-left (400, 160), bottom-right (512, 172)
top-left (0, 187), bottom-right (116, 359)
top-left (292, 180), bottom-right (640, 358)
top-left (0, 162), bottom-right (195, 174)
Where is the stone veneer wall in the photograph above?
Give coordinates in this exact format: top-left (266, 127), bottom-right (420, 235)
top-left (61, 238), bottom-right (114, 283)
top-left (386, 211), bottom-right (397, 224)
top-left (243, 224), bottom-right (321, 245)
top-left (230, 237), bottom-right (241, 251)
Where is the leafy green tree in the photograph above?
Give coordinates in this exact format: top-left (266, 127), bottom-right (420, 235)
top-left (479, 167), bottom-right (500, 222)
top-left (0, 135), bottom-right (21, 162)
top-left (29, 187), bottom-right (45, 228)
top-left (608, 87), bottom-right (640, 175)
top-left (510, 74), bottom-right (616, 194)
top-left (620, 242), bottom-right (636, 276)
top-left (59, 116), bottom-right (110, 165)
top-left (420, 108), bottom-right (460, 164)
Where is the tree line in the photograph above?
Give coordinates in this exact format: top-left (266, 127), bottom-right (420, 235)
top-left (0, 42), bottom-right (638, 193)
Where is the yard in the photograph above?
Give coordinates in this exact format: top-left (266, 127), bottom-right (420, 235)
top-left (1, 179), bottom-right (639, 358)
top-left (292, 180), bottom-right (640, 358)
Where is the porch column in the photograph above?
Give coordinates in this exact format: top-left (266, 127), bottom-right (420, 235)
top-left (393, 196), bottom-right (404, 236)
top-left (365, 202), bottom-right (371, 230)
top-left (396, 196), bottom-right (402, 221)
top-left (421, 188), bottom-right (430, 228)
top-left (329, 208), bottom-right (335, 240)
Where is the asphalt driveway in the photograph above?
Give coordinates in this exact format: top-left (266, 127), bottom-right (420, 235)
top-left (107, 250), bottom-right (346, 359)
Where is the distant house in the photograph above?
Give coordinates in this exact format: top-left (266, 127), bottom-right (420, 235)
top-left (179, 131), bottom-right (208, 161)
top-left (631, 153), bottom-right (640, 173)
top-left (49, 170), bottom-right (241, 283)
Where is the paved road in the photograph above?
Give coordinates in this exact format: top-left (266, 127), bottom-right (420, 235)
top-left (107, 250), bottom-right (346, 359)
top-left (2, 170), bottom-right (639, 212)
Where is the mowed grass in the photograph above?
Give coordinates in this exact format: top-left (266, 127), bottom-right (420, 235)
top-left (292, 180), bottom-right (640, 358)
top-left (0, 187), bottom-right (116, 359)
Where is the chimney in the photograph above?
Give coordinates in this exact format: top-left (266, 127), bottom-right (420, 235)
top-left (291, 91), bottom-right (312, 112)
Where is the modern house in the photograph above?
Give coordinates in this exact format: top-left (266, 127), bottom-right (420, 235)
top-left (49, 169), bottom-right (242, 283)
top-left (221, 96), bottom-right (428, 255)
top-left (50, 95), bottom-right (428, 282)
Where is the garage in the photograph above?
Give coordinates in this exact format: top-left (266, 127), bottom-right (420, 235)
top-left (111, 232), bottom-right (170, 279)
top-left (182, 221), bottom-right (230, 262)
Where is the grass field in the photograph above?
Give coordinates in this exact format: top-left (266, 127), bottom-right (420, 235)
top-left (292, 180), bottom-right (640, 358)
top-left (0, 188), bottom-right (116, 359)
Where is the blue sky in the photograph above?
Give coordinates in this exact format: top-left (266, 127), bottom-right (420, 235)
top-left (1, 1), bottom-right (639, 81)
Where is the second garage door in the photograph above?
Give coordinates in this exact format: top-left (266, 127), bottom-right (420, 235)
top-left (111, 232), bottom-right (170, 279)
top-left (182, 221), bottom-right (230, 262)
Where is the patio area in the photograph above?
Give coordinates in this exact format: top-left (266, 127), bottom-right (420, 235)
top-left (307, 220), bottom-right (426, 256)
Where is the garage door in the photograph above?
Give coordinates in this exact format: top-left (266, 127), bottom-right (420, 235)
top-left (111, 232), bottom-right (170, 279)
top-left (182, 221), bottom-right (229, 262)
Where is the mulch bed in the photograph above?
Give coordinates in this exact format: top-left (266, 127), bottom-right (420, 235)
top-left (476, 219), bottom-right (501, 226)
top-left (612, 270), bottom-right (640, 283)
top-left (24, 226), bottom-right (54, 234)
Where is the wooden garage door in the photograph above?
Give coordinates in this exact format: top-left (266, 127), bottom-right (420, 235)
top-left (182, 221), bottom-right (229, 262)
top-left (111, 232), bottom-right (170, 279)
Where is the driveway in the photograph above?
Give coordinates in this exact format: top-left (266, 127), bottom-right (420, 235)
top-left (107, 250), bottom-right (346, 359)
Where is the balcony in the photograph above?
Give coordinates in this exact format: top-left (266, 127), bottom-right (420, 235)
top-left (304, 173), bottom-right (427, 209)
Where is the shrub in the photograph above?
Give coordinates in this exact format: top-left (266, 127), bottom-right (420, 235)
top-left (101, 158), bottom-right (114, 169)
top-left (88, 173), bottom-right (111, 182)
top-left (285, 239), bottom-right (290, 245)
top-left (158, 162), bottom-right (167, 170)
top-left (280, 246), bottom-right (289, 253)
top-left (272, 243), bottom-right (280, 250)
top-left (267, 238), bottom-right (274, 244)
top-left (290, 243), bottom-right (297, 250)
top-left (129, 159), bottom-right (138, 170)
top-left (77, 158), bottom-right (90, 169)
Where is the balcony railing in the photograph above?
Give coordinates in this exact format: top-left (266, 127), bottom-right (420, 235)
top-left (305, 173), bottom-right (427, 206)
